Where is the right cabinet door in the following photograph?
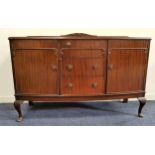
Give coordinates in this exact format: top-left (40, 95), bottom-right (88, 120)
top-left (107, 40), bottom-right (149, 94)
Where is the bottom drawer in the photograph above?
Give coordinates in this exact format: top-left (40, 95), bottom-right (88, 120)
top-left (61, 76), bottom-right (104, 95)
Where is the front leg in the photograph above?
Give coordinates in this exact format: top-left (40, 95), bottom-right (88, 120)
top-left (14, 100), bottom-right (23, 122)
top-left (138, 97), bottom-right (146, 118)
top-left (29, 101), bottom-right (34, 106)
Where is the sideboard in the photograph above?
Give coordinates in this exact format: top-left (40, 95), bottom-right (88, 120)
top-left (9, 33), bottom-right (151, 122)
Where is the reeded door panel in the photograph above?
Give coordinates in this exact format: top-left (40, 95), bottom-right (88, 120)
top-left (13, 49), bottom-right (59, 95)
top-left (107, 49), bottom-right (148, 93)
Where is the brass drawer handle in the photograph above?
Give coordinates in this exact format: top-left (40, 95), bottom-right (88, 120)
top-left (66, 41), bottom-right (72, 46)
top-left (92, 64), bottom-right (98, 70)
top-left (51, 65), bottom-right (58, 71)
top-left (68, 83), bottom-right (73, 88)
top-left (92, 83), bottom-right (97, 88)
top-left (67, 64), bottom-right (73, 70)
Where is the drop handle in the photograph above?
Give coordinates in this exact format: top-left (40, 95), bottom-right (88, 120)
top-left (51, 65), bottom-right (58, 71)
top-left (108, 64), bottom-right (113, 70)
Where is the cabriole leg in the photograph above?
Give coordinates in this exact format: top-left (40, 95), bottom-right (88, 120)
top-left (14, 100), bottom-right (23, 122)
top-left (138, 97), bottom-right (146, 118)
top-left (29, 101), bottom-right (34, 106)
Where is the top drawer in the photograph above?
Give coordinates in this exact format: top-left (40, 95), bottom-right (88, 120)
top-left (61, 40), bottom-right (107, 49)
top-left (10, 39), bottom-right (58, 49)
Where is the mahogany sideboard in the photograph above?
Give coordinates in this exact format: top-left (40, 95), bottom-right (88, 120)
top-left (9, 33), bottom-right (151, 122)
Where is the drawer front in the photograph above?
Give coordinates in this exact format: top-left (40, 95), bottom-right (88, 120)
top-left (61, 76), bottom-right (104, 95)
top-left (61, 49), bottom-right (105, 95)
top-left (10, 39), bottom-right (58, 49)
top-left (61, 49), bottom-right (104, 57)
top-left (62, 56), bottom-right (104, 77)
top-left (61, 40), bottom-right (107, 49)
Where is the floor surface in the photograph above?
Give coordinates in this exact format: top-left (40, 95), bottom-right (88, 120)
top-left (0, 100), bottom-right (155, 126)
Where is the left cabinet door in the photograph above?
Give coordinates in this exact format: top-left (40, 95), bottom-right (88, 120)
top-left (12, 49), bottom-right (59, 95)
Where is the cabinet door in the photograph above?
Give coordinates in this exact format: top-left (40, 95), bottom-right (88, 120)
top-left (13, 49), bottom-right (59, 95)
top-left (61, 49), bottom-right (105, 95)
top-left (107, 49), bottom-right (148, 94)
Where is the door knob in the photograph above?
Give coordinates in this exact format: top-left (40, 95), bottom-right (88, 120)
top-left (68, 83), bottom-right (73, 88)
top-left (92, 83), bottom-right (97, 88)
top-left (51, 65), bottom-right (58, 71)
top-left (108, 64), bottom-right (113, 70)
top-left (92, 64), bottom-right (98, 70)
top-left (67, 64), bottom-right (73, 70)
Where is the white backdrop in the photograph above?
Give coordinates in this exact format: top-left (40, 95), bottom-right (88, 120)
top-left (0, 1), bottom-right (155, 155)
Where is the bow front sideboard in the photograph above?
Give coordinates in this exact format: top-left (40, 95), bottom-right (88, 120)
top-left (9, 33), bottom-right (151, 122)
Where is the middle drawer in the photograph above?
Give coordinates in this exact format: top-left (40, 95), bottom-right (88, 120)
top-left (62, 57), bottom-right (104, 77)
top-left (61, 49), bottom-right (105, 77)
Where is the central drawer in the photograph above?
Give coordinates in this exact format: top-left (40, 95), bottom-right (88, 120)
top-left (61, 40), bottom-right (107, 49)
top-left (60, 49), bottom-right (105, 95)
top-left (62, 58), bottom-right (104, 77)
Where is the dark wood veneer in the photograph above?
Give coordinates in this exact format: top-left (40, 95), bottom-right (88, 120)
top-left (9, 33), bottom-right (151, 122)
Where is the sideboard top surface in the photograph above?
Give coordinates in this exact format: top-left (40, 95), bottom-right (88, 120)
top-left (8, 33), bottom-right (151, 40)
